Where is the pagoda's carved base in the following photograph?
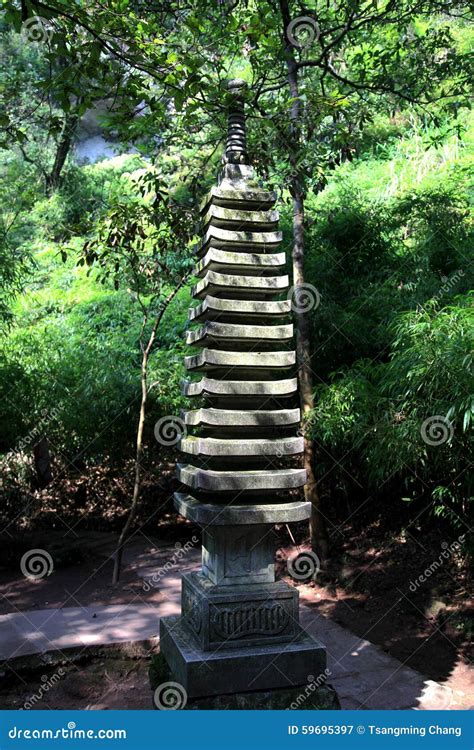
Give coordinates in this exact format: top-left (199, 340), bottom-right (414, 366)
top-left (163, 495), bottom-right (327, 698)
top-left (160, 614), bottom-right (326, 699)
top-left (181, 571), bottom-right (299, 650)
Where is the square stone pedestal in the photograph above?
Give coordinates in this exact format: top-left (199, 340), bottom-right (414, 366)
top-left (181, 572), bottom-right (299, 650)
top-left (160, 498), bottom-right (327, 700)
top-left (160, 614), bottom-right (326, 699)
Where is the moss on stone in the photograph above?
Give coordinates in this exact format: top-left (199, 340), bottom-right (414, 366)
top-left (149, 653), bottom-right (340, 710)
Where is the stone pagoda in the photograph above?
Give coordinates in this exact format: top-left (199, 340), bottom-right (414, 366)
top-left (160, 79), bottom-right (326, 699)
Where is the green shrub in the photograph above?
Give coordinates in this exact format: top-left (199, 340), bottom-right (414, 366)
top-left (304, 125), bottom-right (473, 528)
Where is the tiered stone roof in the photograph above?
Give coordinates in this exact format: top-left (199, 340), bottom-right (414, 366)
top-left (175, 79), bottom-right (307, 524)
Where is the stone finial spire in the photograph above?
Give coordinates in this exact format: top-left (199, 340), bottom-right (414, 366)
top-left (223, 78), bottom-right (248, 165)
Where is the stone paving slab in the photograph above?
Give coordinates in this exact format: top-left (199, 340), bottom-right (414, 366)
top-left (298, 603), bottom-right (471, 710)
top-left (0, 603), bottom-right (170, 661)
top-left (0, 556), bottom-right (471, 710)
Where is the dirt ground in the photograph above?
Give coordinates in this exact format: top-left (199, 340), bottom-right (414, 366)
top-left (0, 655), bottom-right (153, 710)
top-left (0, 532), bottom-right (168, 616)
top-left (278, 521), bottom-right (472, 685)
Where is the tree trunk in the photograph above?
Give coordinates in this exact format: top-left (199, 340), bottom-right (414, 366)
top-left (46, 110), bottom-right (79, 195)
top-left (112, 278), bottom-right (189, 584)
top-left (33, 436), bottom-right (52, 488)
top-left (112, 350), bottom-right (148, 585)
top-left (292, 187), bottom-right (329, 559)
top-left (279, 0), bottom-right (329, 559)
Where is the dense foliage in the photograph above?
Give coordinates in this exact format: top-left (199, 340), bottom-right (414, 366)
top-left (291, 115), bottom-right (472, 528)
top-left (0, 3), bottom-right (472, 544)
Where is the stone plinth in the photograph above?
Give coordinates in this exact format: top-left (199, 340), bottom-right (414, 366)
top-left (160, 617), bottom-right (326, 699)
top-left (150, 653), bottom-right (339, 709)
top-left (160, 79), bottom-right (326, 700)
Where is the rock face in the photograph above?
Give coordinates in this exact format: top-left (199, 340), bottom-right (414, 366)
top-left (160, 79), bottom-right (326, 700)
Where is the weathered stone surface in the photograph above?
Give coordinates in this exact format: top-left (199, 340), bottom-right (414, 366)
top-left (182, 406), bottom-right (300, 428)
top-left (223, 93), bottom-right (249, 164)
top-left (150, 652), bottom-right (340, 709)
top-left (174, 494), bottom-right (310, 525)
top-left (198, 226), bottom-right (282, 255)
top-left (160, 616), bottom-right (327, 699)
top-left (189, 295), bottom-right (291, 322)
top-left (178, 436), bottom-right (303, 457)
top-left (202, 205), bottom-right (279, 230)
top-left (195, 248), bottom-right (286, 276)
top-left (218, 164), bottom-right (259, 185)
top-left (200, 185), bottom-right (277, 213)
top-left (186, 321), bottom-right (293, 347)
top-left (185, 687), bottom-right (340, 711)
top-left (192, 270), bottom-right (289, 299)
top-left (182, 376), bottom-right (297, 398)
top-left (177, 464), bottom-right (307, 492)
top-left (181, 573), bottom-right (298, 645)
top-left (201, 530), bottom-right (277, 587)
top-left (185, 349), bottom-right (295, 371)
